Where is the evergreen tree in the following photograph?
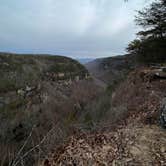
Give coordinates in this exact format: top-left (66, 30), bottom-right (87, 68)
top-left (127, 0), bottom-right (166, 63)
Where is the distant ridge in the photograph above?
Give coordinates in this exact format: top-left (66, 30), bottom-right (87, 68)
top-left (77, 58), bottom-right (94, 64)
top-left (85, 54), bottom-right (137, 86)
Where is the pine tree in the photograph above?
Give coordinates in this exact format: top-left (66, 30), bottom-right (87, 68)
top-left (136, 0), bottom-right (166, 38)
top-left (127, 0), bottom-right (166, 63)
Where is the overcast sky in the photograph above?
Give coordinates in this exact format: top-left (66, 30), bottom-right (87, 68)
top-left (0, 0), bottom-right (152, 58)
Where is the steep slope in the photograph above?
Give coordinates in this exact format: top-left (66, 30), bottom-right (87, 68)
top-left (41, 66), bottom-right (166, 166)
top-left (112, 67), bottom-right (166, 120)
top-left (0, 52), bottom-right (99, 165)
top-left (0, 52), bottom-right (87, 93)
top-left (85, 54), bottom-right (137, 87)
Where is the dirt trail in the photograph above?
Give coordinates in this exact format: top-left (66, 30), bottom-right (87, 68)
top-left (41, 124), bottom-right (166, 166)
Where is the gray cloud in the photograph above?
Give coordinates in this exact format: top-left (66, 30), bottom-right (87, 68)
top-left (0, 0), bottom-right (153, 58)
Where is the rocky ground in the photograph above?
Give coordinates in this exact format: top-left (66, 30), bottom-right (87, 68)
top-left (42, 124), bottom-right (166, 166)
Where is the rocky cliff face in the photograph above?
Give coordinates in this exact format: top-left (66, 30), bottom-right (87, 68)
top-left (0, 53), bottom-right (96, 165)
top-left (0, 52), bottom-right (88, 111)
top-left (0, 52), bottom-right (87, 93)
